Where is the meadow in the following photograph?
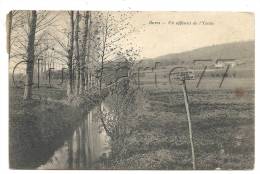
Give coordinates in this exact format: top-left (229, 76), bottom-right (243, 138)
top-left (9, 73), bottom-right (254, 169)
top-left (106, 76), bottom-right (254, 169)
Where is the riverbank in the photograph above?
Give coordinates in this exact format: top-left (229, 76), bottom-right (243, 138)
top-left (94, 88), bottom-right (254, 169)
top-left (9, 87), bottom-right (107, 169)
top-left (9, 86), bottom-right (254, 169)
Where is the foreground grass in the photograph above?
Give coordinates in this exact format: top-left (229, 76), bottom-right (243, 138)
top-left (9, 87), bottom-right (105, 169)
top-left (100, 88), bottom-right (254, 169)
top-left (9, 85), bottom-right (254, 169)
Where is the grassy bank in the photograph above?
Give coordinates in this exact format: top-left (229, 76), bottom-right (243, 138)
top-left (96, 88), bottom-right (254, 169)
top-left (9, 87), bottom-right (106, 169)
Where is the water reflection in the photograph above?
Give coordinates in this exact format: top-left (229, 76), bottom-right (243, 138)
top-left (38, 103), bottom-right (111, 169)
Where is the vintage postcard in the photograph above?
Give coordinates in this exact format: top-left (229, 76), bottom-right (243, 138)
top-left (8, 11), bottom-right (254, 170)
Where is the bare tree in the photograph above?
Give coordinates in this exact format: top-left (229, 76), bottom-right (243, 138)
top-left (89, 12), bottom-right (139, 93)
top-left (87, 12), bottom-right (141, 146)
top-left (47, 11), bottom-right (75, 96)
top-left (79, 11), bottom-right (90, 94)
top-left (23, 11), bottom-right (37, 100)
top-left (10, 11), bottom-right (58, 92)
top-left (85, 12), bottom-right (92, 90)
top-left (7, 11), bottom-right (13, 60)
top-left (74, 11), bottom-right (81, 95)
top-left (7, 11), bottom-right (25, 60)
top-left (67, 11), bottom-right (75, 96)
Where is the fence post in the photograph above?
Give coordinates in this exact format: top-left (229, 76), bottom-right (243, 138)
top-left (48, 68), bottom-right (54, 88)
top-left (37, 58), bottom-right (42, 88)
top-left (182, 79), bottom-right (196, 170)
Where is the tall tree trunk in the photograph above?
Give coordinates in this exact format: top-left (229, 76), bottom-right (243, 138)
top-left (86, 13), bottom-right (92, 90)
top-left (99, 14), bottom-right (108, 94)
top-left (7, 11), bottom-right (13, 60)
top-left (23, 11), bottom-right (37, 100)
top-left (75, 11), bottom-right (80, 95)
top-left (79, 11), bottom-right (90, 94)
top-left (67, 11), bottom-right (74, 96)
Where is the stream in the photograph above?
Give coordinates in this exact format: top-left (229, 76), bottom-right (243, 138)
top-left (38, 102), bottom-right (111, 169)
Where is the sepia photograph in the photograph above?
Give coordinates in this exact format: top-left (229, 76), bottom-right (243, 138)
top-left (8, 11), bottom-right (254, 170)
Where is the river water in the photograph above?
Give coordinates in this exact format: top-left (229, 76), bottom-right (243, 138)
top-left (38, 102), bottom-right (111, 169)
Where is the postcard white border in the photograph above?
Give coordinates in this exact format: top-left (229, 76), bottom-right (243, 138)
top-left (0, 0), bottom-right (258, 174)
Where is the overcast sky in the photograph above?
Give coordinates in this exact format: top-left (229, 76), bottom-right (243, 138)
top-left (26, 11), bottom-right (256, 60)
top-left (128, 12), bottom-right (254, 58)
top-left (9, 11), bottom-right (255, 72)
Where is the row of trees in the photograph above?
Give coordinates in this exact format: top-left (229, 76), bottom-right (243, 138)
top-left (8, 11), bottom-right (59, 99)
top-left (8, 10), bottom-right (140, 100)
top-left (9, 11), bottom-right (142, 169)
